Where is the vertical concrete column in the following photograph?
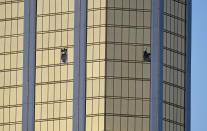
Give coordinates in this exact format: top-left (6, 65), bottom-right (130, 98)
top-left (150, 0), bottom-right (164, 131)
top-left (22, 0), bottom-right (37, 131)
top-left (73, 0), bottom-right (87, 131)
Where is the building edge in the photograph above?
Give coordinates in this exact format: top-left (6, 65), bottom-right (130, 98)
top-left (185, 0), bottom-right (192, 131)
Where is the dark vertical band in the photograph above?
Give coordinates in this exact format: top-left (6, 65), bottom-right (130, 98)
top-left (185, 0), bottom-right (192, 131)
top-left (22, 0), bottom-right (37, 131)
top-left (150, 0), bottom-right (164, 131)
top-left (73, 0), bottom-right (87, 130)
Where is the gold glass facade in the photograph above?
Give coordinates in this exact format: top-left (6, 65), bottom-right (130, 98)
top-left (85, 0), bottom-right (106, 131)
top-left (105, 0), bottom-right (151, 130)
top-left (0, 0), bottom-right (190, 131)
top-left (35, 0), bottom-right (74, 130)
top-left (0, 0), bottom-right (24, 131)
top-left (162, 0), bottom-right (186, 131)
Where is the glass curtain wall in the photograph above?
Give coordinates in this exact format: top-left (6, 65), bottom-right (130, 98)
top-left (0, 0), bottom-right (24, 131)
top-left (85, 0), bottom-right (106, 131)
top-left (0, 0), bottom-right (189, 131)
top-left (35, 0), bottom-right (74, 130)
top-left (105, 0), bottom-right (151, 131)
top-left (162, 0), bottom-right (186, 131)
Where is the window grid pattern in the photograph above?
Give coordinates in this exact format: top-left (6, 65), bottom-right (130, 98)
top-left (35, 0), bottom-right (74, 131)
top-left (105, 0), bottom-right (151, 131)
top-left (0, 0), bottom-right (24, 131)
top-left (162, 0), bottom-right (186, 131)
top-left (85, 0), bottom-right (106, 131)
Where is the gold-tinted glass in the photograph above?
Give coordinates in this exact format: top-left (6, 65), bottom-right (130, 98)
top-left (35, 0), bottom-right (74, 130)
top-left (0, 0), bottom-right (24, 131)
top-left (163, 0), bottom-right (186, 130)
top-left (105, 0), bottom-right (151, 130)
top-left (85, 0), bottom-right (106, 131)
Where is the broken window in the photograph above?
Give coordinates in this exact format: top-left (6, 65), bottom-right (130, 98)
top-left (143, 49), bottom-right (151, 62)
top-left (61, 48), bottom-right (68, 63)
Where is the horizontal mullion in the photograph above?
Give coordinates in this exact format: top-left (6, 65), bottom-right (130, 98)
top-left (36, 28), bottom-right (74, 35)
top-left (163, 81), bottom-right (185, 90)
top-left (0, 84), bottom-right (22, 90)
top-left (0, 16), bottom-right (24, 23)
top-left (0, 0), bottom-right (24, 5)
top-left (162, 118), bottom-right (184, 127)
top-left (0, 121), bottom-right (22, 126)
top-left (35, 116), bottom-right (72, 123)
top-left (104, 113), bottom-right (150, 118)
top-left (107, 7), bottom-right (151, 12)
top-left (163, 100), bottom-right (184, 109)
top-left (0, 104), bottom-right (22, 110)
top-left (35, 99), bottom-right (73, 105)
top-left (36, 80), bottom-right (74, 86)
top-left (163, 29), bottom-right (185, 39)
top-left (37, 10), bottom-right (74, 18)
top-left (163, 46), bottom-right (185, 56)
top-left (164, 12), bottom-right (185, 22)
top-left (163, 64), bottom-right (185, 73)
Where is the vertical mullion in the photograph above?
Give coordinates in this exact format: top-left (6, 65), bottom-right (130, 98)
top-left (53, 0), bottom-right (57, 130)
top-left (59, 0), bottom-right (63, 130)
top-left (46, 0), bottom-right (50, 130)
top-left (180, 3), bottom-right (183, 130)
top-left (169, 0), bottom-right (171, 130)
top-left (113, 0), bottom-right (115, 130)
top-left (127, 1), bottom-right (130, 130)
top-left (3, 1), bottom-right (6, 130)
top-left (104, 1), bottom-right (108, 130)
top-left (98, 1), bottom-right (102, 130)
top-left (175, 2), bottom-right (179, 131)
top-left (15, 2), bottom-right (19, 130)
top-left (149, 0), bottom-right (152, 129)
top-left (173, 1), bottom-right (175, 130)
top-left (91, 0), bottom-right (94, 130)
top-left (9, 2), bottom-right (13, 131)
top-left (40, 0), bottom-right (44, 130)
top-left (120, 0), bottom-right (123, 130)
top-left (142, 0), bottom-right (144, 130)
top-left (66, 0), bottom-right (70, 130)
top-left (73, 0), bottom-right (78, 128)
top-left (134, 0), bottom-right (138, 130)
top-left (163, 0), bottom-right (167, 128)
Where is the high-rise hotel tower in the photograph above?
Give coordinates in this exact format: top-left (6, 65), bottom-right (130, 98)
top-left (0, 0), bottom-right (191, 131)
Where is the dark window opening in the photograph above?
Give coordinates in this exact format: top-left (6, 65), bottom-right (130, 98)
top-left (143, 49), bottom-right (151, 62)
top-left (61, 48), bottom-right (68, 63)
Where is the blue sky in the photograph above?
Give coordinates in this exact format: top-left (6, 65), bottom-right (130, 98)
top-left (191, 0), bottom-right (207, 130)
